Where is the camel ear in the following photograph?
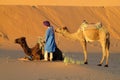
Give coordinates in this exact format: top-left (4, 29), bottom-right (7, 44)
top-left (83, 20), bottom-right (88, 24)
top-left (63, 26), bottom-right (68, 30)
top-left (63, 26), bottom-right (69, 32)
top-left (83, 20), bottom-right (86, 22)
top-left (21, 37), bottom-right (26, 40)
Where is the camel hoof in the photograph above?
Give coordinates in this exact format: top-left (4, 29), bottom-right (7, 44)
top-left (97, 64), bottom-right (102, 66)
top-left (104, 65), bottom-right (108, 67)
top-left (84, 62), bottom-right (88, 64)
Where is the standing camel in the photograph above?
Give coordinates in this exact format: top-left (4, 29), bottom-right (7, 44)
top-left (55, 20), bottom-right (110, 67)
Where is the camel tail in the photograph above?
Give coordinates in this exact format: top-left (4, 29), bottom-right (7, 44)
top-left (106, 32), bottom-right (110, 50)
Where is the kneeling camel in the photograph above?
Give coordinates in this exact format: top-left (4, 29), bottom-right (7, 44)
top-left (15, 37), bottom-right (64, 61)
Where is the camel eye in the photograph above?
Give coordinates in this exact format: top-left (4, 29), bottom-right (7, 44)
top-left (21, 40), bottom-right (25, 43)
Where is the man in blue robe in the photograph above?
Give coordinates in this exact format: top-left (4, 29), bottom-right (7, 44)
top-left (43, 21), bottom-right (56, 61)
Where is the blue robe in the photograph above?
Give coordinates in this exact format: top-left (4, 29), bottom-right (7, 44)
top-left (45, 27), bottom-right (56, 53)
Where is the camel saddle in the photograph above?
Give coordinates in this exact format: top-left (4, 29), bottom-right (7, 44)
top-left (80, 22), bottom-right (102, 31)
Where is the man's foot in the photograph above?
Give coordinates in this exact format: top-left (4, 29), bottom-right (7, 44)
top-left (41, 59), bottom-right (48, 61)
top-left (50, 59), bottom-right (53, 61)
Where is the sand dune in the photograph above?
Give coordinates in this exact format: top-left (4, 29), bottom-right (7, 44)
top-left (0, 31), bottom-right (9, 40)
top-left (0, 5), bottom-right (120, 80)
top-left (0, 6), bottom-right (120, 53)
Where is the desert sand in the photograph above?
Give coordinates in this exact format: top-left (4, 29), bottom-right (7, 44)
top-left (0, 50), bottom-right (120, 80)
top-left (0, 6), bottom-right (120, 80)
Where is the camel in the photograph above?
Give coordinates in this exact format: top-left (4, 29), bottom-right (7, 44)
top-left (15, 37), bottom-right (44, 60)
top-left (55, 20), bottom-right (110, 67)
top-left (15, 37), bottom-right (64, 61)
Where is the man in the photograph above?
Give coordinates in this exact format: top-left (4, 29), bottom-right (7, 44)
top-left (43, 21), bottom-right (56, 61)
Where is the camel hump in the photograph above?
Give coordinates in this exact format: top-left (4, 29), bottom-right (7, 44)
top-left (80, 21), bottom-right (102, 31)
top-left (87, 22), bottom-right (102, 29)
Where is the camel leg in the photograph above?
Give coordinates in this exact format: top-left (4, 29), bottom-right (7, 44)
top-left (104, 40), bottom-right (110, 67)
top-left (104, 48), bottom-right (109, 67)
top-left (98, 41), bottom-right (106, 66)
top-left (104, 33), bottom-right (110, 67)
top-left (81, 41), bottom-right (88, 64)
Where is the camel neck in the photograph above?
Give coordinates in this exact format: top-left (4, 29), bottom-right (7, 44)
top-left (63, 31), bottom-right (78, 40)
top-left (21, 42), bottom-right (31, 55)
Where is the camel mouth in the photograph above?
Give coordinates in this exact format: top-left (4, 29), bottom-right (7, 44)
top-left (15, 37), bottom-right (26, 44)
top-left (55, 30), bottom-right (57, 32)
top-left (15, 39), bottom-right (18, 43)
top-left (55, 29), bottom-right (59, 33)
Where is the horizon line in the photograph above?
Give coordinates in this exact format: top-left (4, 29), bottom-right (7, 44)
top-left (0, 0), bottom-right (120, 6)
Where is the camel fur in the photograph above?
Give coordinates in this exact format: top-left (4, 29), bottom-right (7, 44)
top-left (55, 20), bottom-right (110, 67)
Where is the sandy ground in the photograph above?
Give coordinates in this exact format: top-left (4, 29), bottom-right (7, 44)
top-left (0, 49), bottom-right (120, 80)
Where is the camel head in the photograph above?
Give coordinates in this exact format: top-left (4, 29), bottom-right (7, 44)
top-left (55, 26), bottom-right (69, 34)
top-left (15, 37), bottom-right (26, 46)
